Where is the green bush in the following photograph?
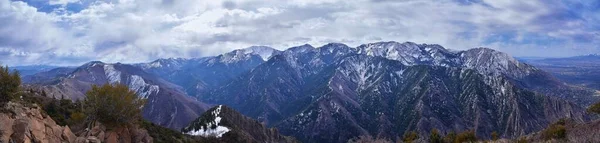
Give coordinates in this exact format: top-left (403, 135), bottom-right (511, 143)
top-left (0, 66), bottom-right (21, 104)
top-left (491, 131), bottom-right (499, 141)
top-left (84, 84), bottom-right (146, 128)
top-left (44, 99), bottom-right (85, 126)
top-left (429, 129), bottom-right (443, 143)
top-left (516, 137), bottom-right (528, 143)
top-left (455, 130), bottom-right (477, 143)
top-left (348, 135), bottom-right (392, 143)
top-left (588, 101), bottom-right (600, 114)
top-left (403, 131), bottom-right (419, 143)
top-left (541, 120), bottom-right (566, 141)
top-left (140, 120), bottom-right (197, 143)
top-left (443, 131), bottom-right (456, 143)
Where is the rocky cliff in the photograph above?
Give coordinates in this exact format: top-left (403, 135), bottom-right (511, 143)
top-left (0, 102), bottom-right (77, 143)
top-left (0, 102), bottom-right (153, 143)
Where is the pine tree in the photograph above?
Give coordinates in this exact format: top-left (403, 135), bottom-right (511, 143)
top-left (0, 65), bottom-right (21, 104)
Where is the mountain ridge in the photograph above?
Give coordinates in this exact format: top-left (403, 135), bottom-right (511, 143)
top-left (23, 61), bottom-right (211, 130)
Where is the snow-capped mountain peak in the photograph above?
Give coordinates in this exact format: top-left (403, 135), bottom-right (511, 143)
top-left (357, 41), bottom-right (435, 65)
top-left (459, 47), bottom-right (536, 78)
top-left (82, 61), bottom-right (105, 68)
top-left (241, 46), bottom-right (281, 61)
top-left (219, 46), bottom-right (281, 63)
top-left (284, 44), bottom-right (316, 54)
top-left (318, 43), bottom-right (353, 54)
top-left (145, 58), bottom-right (188, 68)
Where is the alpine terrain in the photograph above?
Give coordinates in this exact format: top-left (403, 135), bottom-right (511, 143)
top-left (16, 41), bottom-right (600, 143)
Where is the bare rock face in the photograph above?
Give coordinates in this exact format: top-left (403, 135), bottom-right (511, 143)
top-left (0, 102), bottom-right (76, 143)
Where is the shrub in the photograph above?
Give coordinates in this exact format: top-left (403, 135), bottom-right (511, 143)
top-left (348, 135), bottom-right (392, 143)
top-left (403, 131), bottom-right (419, 143)
top-left (455, 130), bottom-right (477, 143)
top-left (0, 65), bottom-right (21, 104)
top-left (491, 131), bottom-right (499, 141)
top-left (443, 131), bottom-right (456, 143)
top-left (429, 129), bottom-right (443, 143)
top-left (44, 99), bottom-right (86, 126)
top-left (140, 120), bottom-right (197, 143)
top-left (541, 120), bottom-right (566, 140)
top-left (588, 101), bottom-right (600, 114)
top-left (516, 137), bottom-right (528, 143)
top-left (84, 84), bottom-right (146, 128)
top-left (70, 111), bottom-right (86, 123)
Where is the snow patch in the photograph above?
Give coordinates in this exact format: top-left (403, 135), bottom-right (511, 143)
top-left (185, 105), bottom-right (231, 138)
top-left (148, 61), bottom-right (162, 68)
top-left (103, 65), bottom-right (121, 83)
top-left (244, 46), bottom-right (278, 61)
top-left (128, 75), bottom-right (159, 99)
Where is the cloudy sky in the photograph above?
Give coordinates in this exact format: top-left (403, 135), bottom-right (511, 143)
top-left (1, 0), bottom-right (599, 66)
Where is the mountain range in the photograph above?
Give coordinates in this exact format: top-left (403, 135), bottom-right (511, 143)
top-left (19, 41), bottom-right (600, 142)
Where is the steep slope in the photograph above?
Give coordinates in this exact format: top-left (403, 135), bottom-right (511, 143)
top-left (182, 105), bottom-right (298, 143)
top-left (194, 42), bottom-right (596, 142)
top-left (460, 48), bottom-right (598, 106)
top-left (202, 43), bottom-right (356, 124)
top-left (358, 41), bottom-right (598, 106)
top-left (25, 61), bottom-right (210, 130)
top-left (193, 43), bottom-right (592, 142)
top-left (275, 55), bottom-right (590, 142)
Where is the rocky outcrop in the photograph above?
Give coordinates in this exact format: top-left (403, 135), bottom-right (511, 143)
top-left (0, 102), bottom-right (77, 143)
top-left (0, 102), bottom-right (153, 143)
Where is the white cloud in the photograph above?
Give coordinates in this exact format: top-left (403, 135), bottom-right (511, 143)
top-left (49, 0), bottom-right (80, 5)
top-left (0, 0), bottom-right (598, 66)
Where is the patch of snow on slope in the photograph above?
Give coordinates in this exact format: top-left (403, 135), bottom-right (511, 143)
top-left (185, 105), bottom-right (231, 138)
top-left (103, 65), bottom-right (121, 83)
top-left (244, 46), bottom-right (278, 61)
top-left (148, 61), bottom-right (162, 68)
top-left (128, 75), bottom-right (159, 99)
